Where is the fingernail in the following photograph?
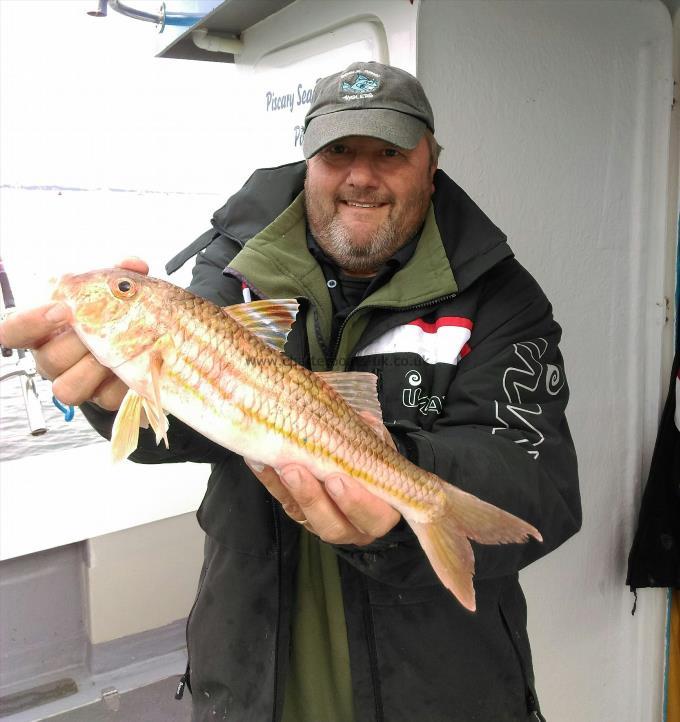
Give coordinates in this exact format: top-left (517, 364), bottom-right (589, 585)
top-left (245, 458), bottom-right (265, 473)
top-left (326, 477), bottom-right (344, 497)
top-left (45, 303), bottom-right (69, 323)
top-left (281, 469), bottom-right (301, 488)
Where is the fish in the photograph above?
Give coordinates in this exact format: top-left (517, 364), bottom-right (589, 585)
top-left (52, 268), bottom-right (542, 611)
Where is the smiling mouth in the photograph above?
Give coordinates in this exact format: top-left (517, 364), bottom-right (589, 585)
top-left (342, 200), bottom-right (387, 209)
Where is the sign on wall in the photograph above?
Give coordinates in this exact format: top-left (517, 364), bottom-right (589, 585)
top-left (241, 21), bottom-right (388, 168)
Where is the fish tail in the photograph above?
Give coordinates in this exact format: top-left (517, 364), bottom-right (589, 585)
top-left (411, 517), bottom-right (477, 611)
top-left (411, 483), bottom-right (542, 612)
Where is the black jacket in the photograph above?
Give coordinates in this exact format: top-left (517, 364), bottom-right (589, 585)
top-left (84, 163), bottom-right (581, 722)
top-left (627, 349), bottom-right (680, 590)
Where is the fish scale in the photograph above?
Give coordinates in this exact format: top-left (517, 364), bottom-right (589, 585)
top-left (151, 291), bottom-right (438, 507)
top-left (53, 268), bottom-right (543, 611)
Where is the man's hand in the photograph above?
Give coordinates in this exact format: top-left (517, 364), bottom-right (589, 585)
top-left (0, 258), bottom-right (148, 410)
top-left (245, 412), bottom-right (401, 545)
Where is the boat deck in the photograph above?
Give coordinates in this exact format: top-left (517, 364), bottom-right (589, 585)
top-left (1, 651), bottom-right (191, 722)
top-left (43, 677), bottom-right (190, 722)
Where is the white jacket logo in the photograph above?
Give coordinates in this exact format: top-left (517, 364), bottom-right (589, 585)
top-left (492, 339), bottom-right (564, 459)
top-left (356, 316), bottom-right (471, 416)
top-left (357, 316), bottom-right (472, 366)
top-left (402, 370), bottom-right (445, 415)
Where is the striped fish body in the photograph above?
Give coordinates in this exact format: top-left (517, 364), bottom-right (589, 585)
top-left (53, 268), bottom-right (542, 610)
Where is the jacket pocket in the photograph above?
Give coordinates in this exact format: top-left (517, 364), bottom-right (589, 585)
top-left (364, 578), bottom-right (532, 721)
top-left (181, 539), bottom-right (218, 697)
top-left (498, 586), bottom-right (545, 720)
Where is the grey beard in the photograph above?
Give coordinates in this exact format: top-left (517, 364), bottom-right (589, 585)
top-left (316, 217), bottom-right (401, 274)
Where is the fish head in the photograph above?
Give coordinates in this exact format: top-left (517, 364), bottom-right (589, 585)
top-left (52, 268), bottom-right (169, 369)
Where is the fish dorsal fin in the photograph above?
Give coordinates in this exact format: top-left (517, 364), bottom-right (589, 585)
top-left (223, 299), bottom-right (299, 353)
top-left (316, 371), bottom-right (383, 420)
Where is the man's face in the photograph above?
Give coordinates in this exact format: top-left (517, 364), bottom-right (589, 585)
top-left (305, 134), bottom-right (436, 276)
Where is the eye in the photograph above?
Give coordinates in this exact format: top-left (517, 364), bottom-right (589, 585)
top-left (383, 147), bottom-right (401, 158)
top-left (110, 277), bottom-right (138, 299)
top-left (324, 143), bottom-right (348, 155)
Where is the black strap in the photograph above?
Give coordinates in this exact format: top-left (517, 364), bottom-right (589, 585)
top-left (0, 257), bottom-right (16, 309)
top-left (165, 228), bottom-right (219, 275)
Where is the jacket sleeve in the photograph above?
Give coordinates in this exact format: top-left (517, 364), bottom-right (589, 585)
top-left (334, 259), bottom-right (581, 585)
top-left (80, 234), bottom-right (245, 465)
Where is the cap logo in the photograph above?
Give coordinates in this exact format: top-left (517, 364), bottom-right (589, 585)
top-left (340, 69), bottom-right (380, 100)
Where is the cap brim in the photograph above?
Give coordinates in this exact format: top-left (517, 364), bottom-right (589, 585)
top-left (303, 108), bottom-right (427, 159)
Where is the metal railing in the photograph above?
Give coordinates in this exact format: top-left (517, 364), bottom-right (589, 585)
top-left (0, 258), bottom-right (47, 436)
top-left (88, 0), bottom-right (209, 31)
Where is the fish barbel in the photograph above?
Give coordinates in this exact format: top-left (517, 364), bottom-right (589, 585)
top-left (53, 268), bottom-right (542, 611)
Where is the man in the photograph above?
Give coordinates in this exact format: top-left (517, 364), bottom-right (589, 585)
top-left (0, 62), bottom-right (580, 721)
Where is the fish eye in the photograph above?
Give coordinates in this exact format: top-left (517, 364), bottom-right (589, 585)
top-left (110, 277), bottom-right (138, 299)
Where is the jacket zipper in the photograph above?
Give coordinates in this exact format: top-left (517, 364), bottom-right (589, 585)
top-left (498, 603), bottom-right (542, 719)
top-left (174, 668), bottom-right (189, 701)
top-left (360, 575), bottom-right (384, 722)
top-left (332, 293), bottom-right (458, 720)
top-left (175, 549), bottom-right (213, 701)
top-left (330, 293), bottom-right (458, 368)
top-left (271, 505), bottom-right (283, 721)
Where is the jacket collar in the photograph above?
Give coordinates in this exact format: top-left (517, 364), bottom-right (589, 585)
top-left (226, 192), bottom-right (457, 310)
top-left (215, 161), bottom-right (512, 295)
top-left (226, 191), bottom-right (458, 371)
top-left (430, 169), bottom-right (512, 290)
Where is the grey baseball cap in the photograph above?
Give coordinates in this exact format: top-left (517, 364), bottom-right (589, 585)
top-left (303, 61), bottom-right (435, 159)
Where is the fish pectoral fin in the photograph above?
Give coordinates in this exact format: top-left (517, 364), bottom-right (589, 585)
top-left (141, 397), bottom-right (169, 449)
top-left (111, 389), bottom-right (144, 462)
top-left (315, 371), bottom-right (382, 421)
top-left (146, 347), bottom-right (170, 449)
top-left (223, 298), bottom-right (299, 353)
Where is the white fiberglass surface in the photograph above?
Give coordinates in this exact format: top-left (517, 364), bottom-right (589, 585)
top-left (418, 1), bottom-right (674, 720)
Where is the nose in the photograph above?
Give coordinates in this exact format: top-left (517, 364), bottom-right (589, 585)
top-left (345, 153), bottom-right (380, 190)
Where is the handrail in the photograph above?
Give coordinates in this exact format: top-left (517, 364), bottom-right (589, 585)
top-left (0, 351), bottom-right (48, 436)
top-left (106, 0), bottom-right (207, 29)
top-left (0, 258), bottom-right (48, 435)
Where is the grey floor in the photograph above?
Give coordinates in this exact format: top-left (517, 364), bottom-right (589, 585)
top-left (43, 678), bottom-right (191, 722)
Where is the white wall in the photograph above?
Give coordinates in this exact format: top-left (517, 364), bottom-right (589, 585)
top-left (418, 1), bottom-right (675, 721)
top-left (86, 513), bottom-right (205, 644)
